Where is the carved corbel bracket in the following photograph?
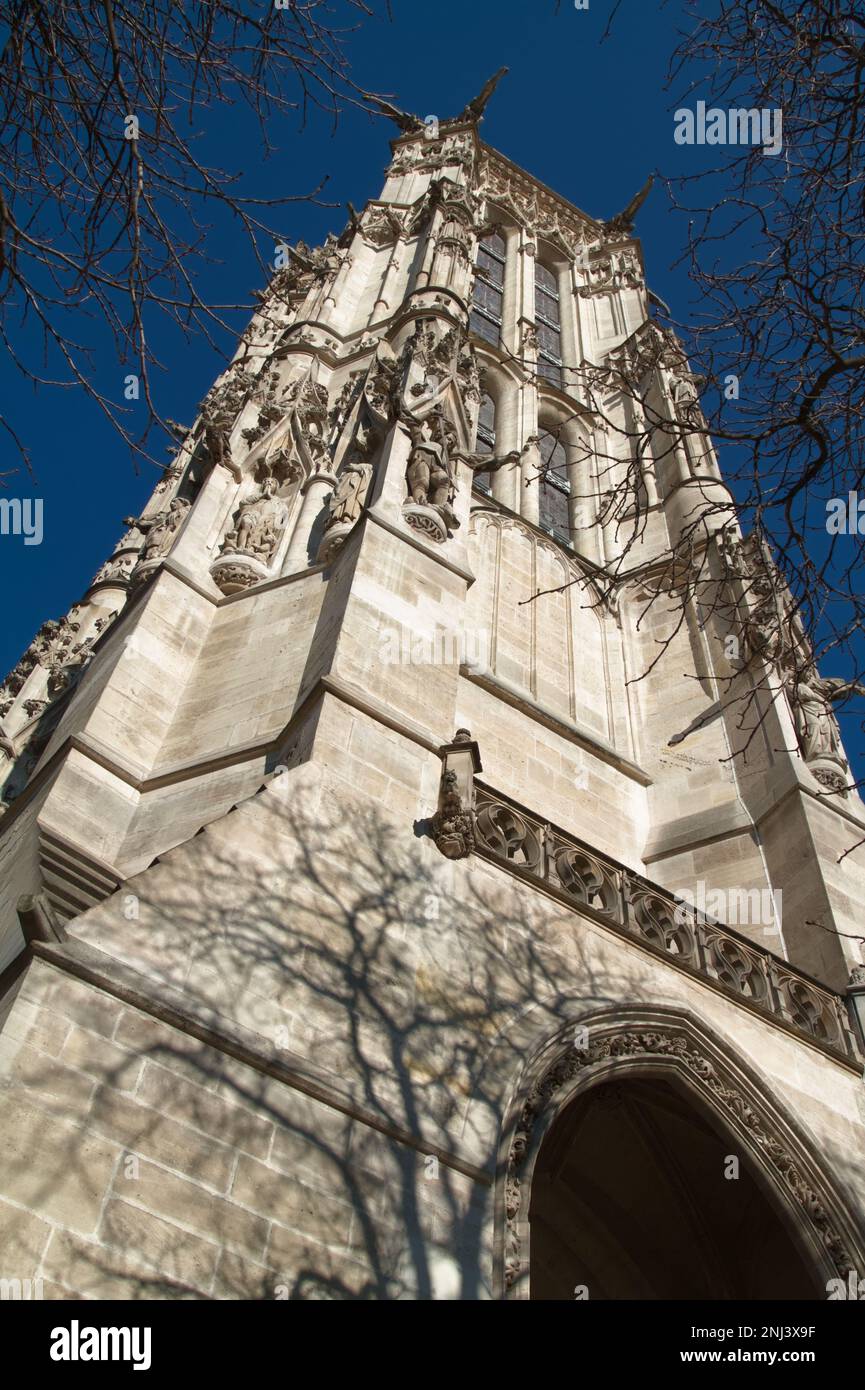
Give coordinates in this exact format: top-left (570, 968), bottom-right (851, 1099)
top-left (431, 728), bottom-right (482, 859)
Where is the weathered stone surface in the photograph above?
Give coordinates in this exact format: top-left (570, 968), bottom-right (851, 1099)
top-left (0, 106), bottom-right (864, 1302)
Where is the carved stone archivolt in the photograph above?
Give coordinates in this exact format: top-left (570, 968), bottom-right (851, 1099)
top-left (502, 1016), bottom-right (862, 1295)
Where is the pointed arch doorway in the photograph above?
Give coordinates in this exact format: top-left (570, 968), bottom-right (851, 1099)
top-left (529, 1077), bottom-right (822, 1300)
top-left (500, 1012), bottom-right (863, 1301)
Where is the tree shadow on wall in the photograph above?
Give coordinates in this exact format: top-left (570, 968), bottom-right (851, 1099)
top-left (1, 777), bottom-right (816, 1301)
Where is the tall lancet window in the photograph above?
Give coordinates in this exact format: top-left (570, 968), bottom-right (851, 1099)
top-left (473, 392), bottom-right (496, 495)
top-left (535, 261), bottom-right (563, 389)
top-left (538, 428), bottom-right (571, 544)
top-left (470, 231), bottom-right (506, 347)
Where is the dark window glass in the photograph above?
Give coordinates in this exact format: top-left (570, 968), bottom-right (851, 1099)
top-left (539, 476), bottom-right (571, 542)
top-left (484, 231), bottom-right (507, 260)
top-left (471, 233), bottom-right (506, 349)
top-left (473, 278), bottom-right (503, 318)
top-left (535, 260), bottom-right (562, 388)
top-left (477, 246), bottom-right (505, 285)
top-left (536, 287), bottom-right (560, 324)
top-left (535, 262), bottom-right (558, 296)
top-left (476, 393), bottom-right (496, 451)
top-left (537, 321), bottom-right (561, 358)
top-left (539, 430), bottom-right (568, 483)
top-left (469, 309), bottom-right (500, 346)
top-left (538, 357), bottom-right (563, 389)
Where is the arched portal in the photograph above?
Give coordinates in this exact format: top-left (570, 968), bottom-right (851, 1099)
top-left (529, 1077), bottom-right (822, 1300)
top-left (499, 1010), bottom-right (863, 1300)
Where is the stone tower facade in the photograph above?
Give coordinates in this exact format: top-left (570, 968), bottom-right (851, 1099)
top-left (1, 87), bottom-right (865, 1301)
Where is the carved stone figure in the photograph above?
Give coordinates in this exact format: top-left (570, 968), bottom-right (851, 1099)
top-left (792, 674), bottom-right (865, 764)
top-left (432, 769), bottom-right (475, 860)
top-left (456, 445), bottom-right (523, 476)
top-left (406, 420), bottom-right (451, 511)
top-left (323, 458), bottom-right (372, 533)
top-left (133, 498), bottom-right (191, 562)
top-left (223, 479), bottom-right (288, 563)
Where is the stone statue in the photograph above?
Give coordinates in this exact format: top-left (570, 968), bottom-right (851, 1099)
top-left (324, 459), bottom-right (372, 533)
top-left (792, 674), bottom-right (865, 763)
top-left (223, 479), bottom-right (288, 563)
top-left (406, 419), bottom-right (453, 510)
top-left (127, 498), bottom-right (190, 562)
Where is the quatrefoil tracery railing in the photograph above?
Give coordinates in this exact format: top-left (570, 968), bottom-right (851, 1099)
top-left (474, 802), bottom-right (541, 870)
top-left (553, 845), bottom-right (621, 922)
top-left (467, 783), bottom-right (859, 1061)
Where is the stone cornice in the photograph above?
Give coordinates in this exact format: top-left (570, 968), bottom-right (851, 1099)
top-left (478, 141), bottom-right (599, 243)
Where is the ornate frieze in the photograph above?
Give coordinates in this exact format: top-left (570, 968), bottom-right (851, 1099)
top-left (478, 149), bottom-right (596, 259)
top-left (577, 244), bottom-right (642, 297)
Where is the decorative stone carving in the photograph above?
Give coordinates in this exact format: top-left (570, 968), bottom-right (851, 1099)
top-left (474, 799), bottom-right (541, 871)
top-left (456, 445), bottom-right (523, 477)
top-left (318, 445), bottom-right (375, 565)
top-left (88, 528), bottom-right (139, 591)
top-left (199, 368), bottom-right (256, 470)
top-left (791, 674), bottom-right (863, 764)
top-left (578, 244), bottom-right (642, 297)
top-left (404, 413), bottom-right (459, 541)
top-left (223, 478), bottom-right (288, 563)
top-left (210, 478), bottom-right (290, 595)
top-left (207, 561), bottom-right (263, 596)
top-left (358, 204), bottom-right (406, 248)
top-left (431, 729), bottom-right (481, 860)
top-left (553, 845), bottom-right (621, 921)
top-left (134, 498), bottom-right (191, 565)
top-left (328, 372), bottom-right (364, 433)
top-left (270, 234), bottom-right (345, 303)
top-left (468, 784), bottom-right (857, 1058)
top-left (364, 342), bottom-right (400, 426)
top-left (432, 769), bottom-right (475, 859)
top-left (630, 885), bottom-right (695, 961)
top-left (153, 462), bottom-right (184, 497)
top-left (388, 132), bottom-right (476, 179)
top-left (479, 149), bottom-right (594, 260)
top-left (503, 1021), bottom-right (859, 1293)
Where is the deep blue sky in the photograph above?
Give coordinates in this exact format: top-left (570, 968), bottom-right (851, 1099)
top-left (4, 0), bottom-right (860, 775)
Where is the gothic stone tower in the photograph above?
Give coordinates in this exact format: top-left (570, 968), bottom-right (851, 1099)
top-left (2, 83), bottom-right (865, 1301)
